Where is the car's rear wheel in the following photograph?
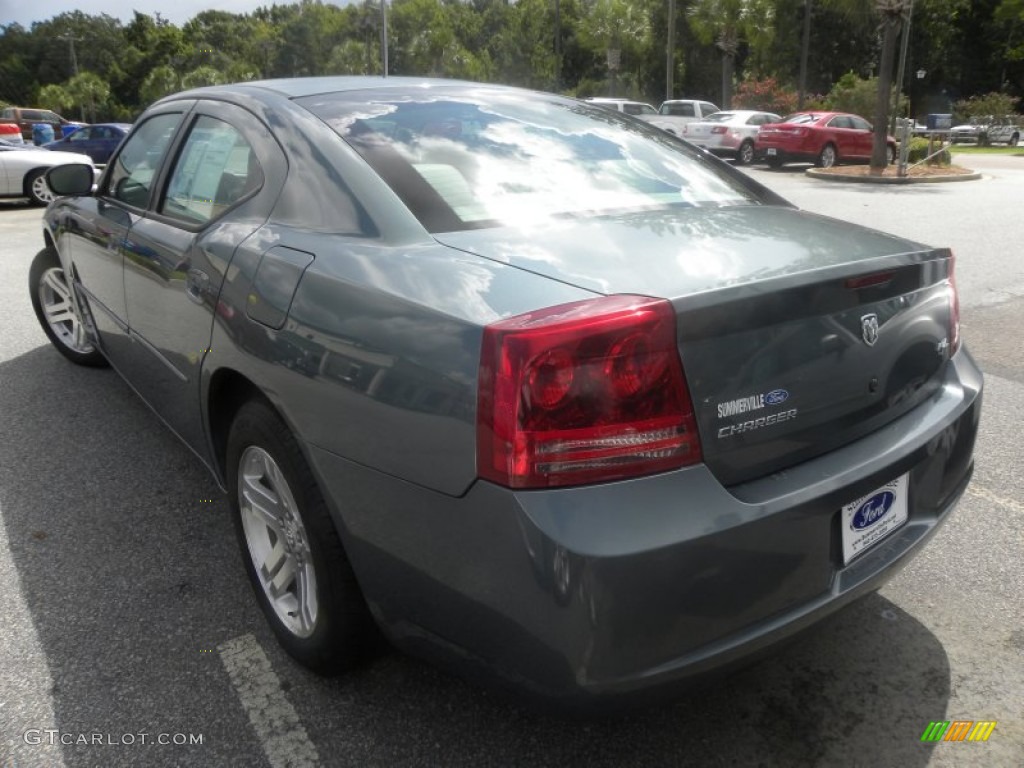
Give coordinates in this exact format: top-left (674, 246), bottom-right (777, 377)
top-left (817, 143), bottom-right (837, 168)
top-left (29, 247), bottom-right (107, 367)
top-left (766, 155), bottom-right (784, 169)
top-left (1011, 133), bottom-right (1020, 147)
top-left (736, 140), bottom-right (755, 165)
top-left (886, 144), bottom-right (896, 165)
top-left (227, 399), bottom-right (376, 675)
top-left (25, 168), bottom-right (56, 206)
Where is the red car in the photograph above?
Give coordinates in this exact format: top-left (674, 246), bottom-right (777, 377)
top-left (756, 111), bottom-right (896, 169)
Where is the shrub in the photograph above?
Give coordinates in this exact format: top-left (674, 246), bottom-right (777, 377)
top-left (732, 77), bottom-right (798, 115)
top-left (906, 137), bottom-right (951, 166)
top-left (953, 92), bottom-right (1020, 123)
top-left (826, 72), bottom-right (905, 119)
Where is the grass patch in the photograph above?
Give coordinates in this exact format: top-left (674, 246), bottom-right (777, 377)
top-left (947, 145), bottom-right (1023, 155)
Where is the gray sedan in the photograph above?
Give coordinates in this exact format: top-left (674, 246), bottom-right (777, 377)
top-left (32, 77), bottom-right (981, 710)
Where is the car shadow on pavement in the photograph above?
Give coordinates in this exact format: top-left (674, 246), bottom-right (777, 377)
top-left (1, 345), bottom-right (951, 768)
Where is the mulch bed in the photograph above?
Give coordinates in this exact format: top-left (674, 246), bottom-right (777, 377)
top-left (814, 164), bottom-right (974, 179)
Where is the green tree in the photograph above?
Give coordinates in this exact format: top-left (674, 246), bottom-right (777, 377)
top-left (65, 71), bottom-right (110, 123)
top-left (577, 0), bottom-right (652, 97)
top-left (181, 65), bottom-right (226, 90)
top-left (687, 0), bottom-right (775, 108)
top-left (139, 65), bottom-right (180, 106)
top-left (37, 83), bottom-right (73, 113)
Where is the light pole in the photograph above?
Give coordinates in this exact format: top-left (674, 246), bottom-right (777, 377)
top-left (380, 0), bottom-right (389, 76)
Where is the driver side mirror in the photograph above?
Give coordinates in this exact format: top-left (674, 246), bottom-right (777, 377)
top-left (46, 164), bottom-right (95, 197)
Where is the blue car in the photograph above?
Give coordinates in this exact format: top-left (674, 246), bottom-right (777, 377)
top-left (43, 122), bottom-right (131, 164)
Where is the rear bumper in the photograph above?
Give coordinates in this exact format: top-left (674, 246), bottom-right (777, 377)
top-left (307, 349), bottom-right (982, 709)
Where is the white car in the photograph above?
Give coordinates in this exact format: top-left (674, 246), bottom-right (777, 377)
top-left (0, 140), bottom-right (94, 205)
top-left (584, 98), bottom-right (660, 122)
top-left (681, 110), bottom-right (781, 165)
top-left (649, 99), bottom-right (721, 136)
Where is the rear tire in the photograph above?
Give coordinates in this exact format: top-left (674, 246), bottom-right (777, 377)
top-left (766, 155), bottom-right (784, 169)
top-left (29, 247), bottom-right (108, 367)
top-left (816, 143), bottom-right (837, 168)
top-left (227, 399), bottom-right (376, 675)
top-left (1010, 133), bottom-right (1020, 147)
top-left (736, 140), bottom-right (755, 166)
top-left (886, 144), bottom-right (896, 165)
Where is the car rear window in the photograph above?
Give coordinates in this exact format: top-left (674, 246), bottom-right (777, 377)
top-left (782, 113), bottom-right (820, 125)
top-left (300, 88), bottom-right (758, 233)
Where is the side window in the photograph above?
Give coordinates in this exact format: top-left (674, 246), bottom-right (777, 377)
top-left (639, 104), bottom-right (657, 115)
top-left (106, 113), bottom-right (183, 209)
top-left (700, 103), bottom-right (719, 117)
top-left (1, 108), bottom-right (13, 119)
top-left (828, 116), bottom-right (853, 129)
top-left (159, 115), bottom-right (263, 225)
top-left (68, 128), bottom-right (91, 141)
top-left (850, 116), bottom-right (872, 131)
top-left (623, 104), bottom-right (641, 115)
top-left (677, 103), bottom-right (695, 117)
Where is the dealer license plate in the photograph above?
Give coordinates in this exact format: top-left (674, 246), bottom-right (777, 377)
top-left (840, 474), bottom-right (909, 564)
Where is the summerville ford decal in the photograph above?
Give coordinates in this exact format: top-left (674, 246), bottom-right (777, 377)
top-left (716, 389), bottom-right (795, 439)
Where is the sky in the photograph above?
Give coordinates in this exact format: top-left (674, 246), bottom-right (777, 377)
top-left (0, 0), bottom-right (350, 30)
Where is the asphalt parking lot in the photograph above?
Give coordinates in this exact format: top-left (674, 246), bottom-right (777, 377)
top-left (1, 153), bottom-right (1022, 768)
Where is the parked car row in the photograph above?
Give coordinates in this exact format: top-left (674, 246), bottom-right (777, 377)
top-left (0, 110), bottom-right (129, 204)
top-left (584, 98), bottom-right (898, 169)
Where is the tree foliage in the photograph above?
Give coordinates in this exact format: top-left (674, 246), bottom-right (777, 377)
top-left (0, 1), bottom-right (1020, 122)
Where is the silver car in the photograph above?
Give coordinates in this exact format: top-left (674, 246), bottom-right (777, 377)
top-left (682, 110), bottom-right (782, 164)
top-left (33, 78), bottom-right (981, 710)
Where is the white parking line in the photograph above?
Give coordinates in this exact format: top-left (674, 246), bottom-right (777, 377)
top-left (219, 634), bottom-right (320, 768)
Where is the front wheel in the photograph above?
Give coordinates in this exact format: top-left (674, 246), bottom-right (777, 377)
top-left (736, 140), bottom-right (755, 166)
top-left (25, 168), bottom-right (56, 206)
top-left (227, 399), bottom-right (376, 675)
top-left (817, 143), bottom-right (837, 168)
top-left (29, 247), bottom-right (107, 367)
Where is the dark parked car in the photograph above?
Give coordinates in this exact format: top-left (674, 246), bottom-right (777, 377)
top-left (43, 122), bottom-right (132, 164)
top-left (33, 77), bottom-right (981, 709)
top-left (756, 111), bottom-right (898, 168)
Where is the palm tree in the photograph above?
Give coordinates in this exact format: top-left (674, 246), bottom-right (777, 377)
top-left (687, 0), bottom-right (774, 109)
top-left (871, 0), bottom-right (911, 172)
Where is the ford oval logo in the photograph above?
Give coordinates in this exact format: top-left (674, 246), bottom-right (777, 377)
top-left (851, 491), bottom-right (896, 530)
top-left (764, 389), bottom-right (789, 406)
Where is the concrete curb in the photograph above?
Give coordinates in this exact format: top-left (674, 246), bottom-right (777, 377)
top-left (805, 168), bottom-right (983, 184)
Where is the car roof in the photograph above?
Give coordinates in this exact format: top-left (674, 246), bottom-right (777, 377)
top-left (209, 76), bottom-right (479, 100)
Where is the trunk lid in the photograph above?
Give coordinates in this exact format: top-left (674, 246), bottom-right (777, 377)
top-left (438, 205), bottom-right (955, 486)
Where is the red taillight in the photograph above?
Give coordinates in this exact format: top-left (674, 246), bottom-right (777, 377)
top-left (477, 295), bottom-right (702, 489)
top-left (948, 254), bottom-right (961, 355)
top-left (711, 126), bottom-right (728, 134)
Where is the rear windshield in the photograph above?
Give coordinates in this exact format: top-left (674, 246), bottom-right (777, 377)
top-left (300, 87), bottom-right (758, 233)
top-left (781, 113), bottom-right (820, 125)
top-left (705, 112), bottom-right (735, 123)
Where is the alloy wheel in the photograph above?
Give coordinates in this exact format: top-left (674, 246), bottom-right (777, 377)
top-left (238, 445), bottom-right (319, 638)
top-left (38, 267), bottom-right (95, 354)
